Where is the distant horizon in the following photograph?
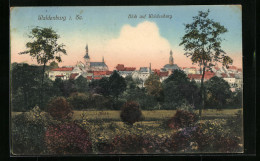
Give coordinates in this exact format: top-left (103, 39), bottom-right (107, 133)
top-left (11, 6), bottom-right (242, 70)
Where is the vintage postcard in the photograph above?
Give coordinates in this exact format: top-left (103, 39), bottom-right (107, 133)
top-left (10, 6), bottom-right (243, 155)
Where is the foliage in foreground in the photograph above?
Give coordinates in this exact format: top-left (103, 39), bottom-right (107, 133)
top-left (11, 106), bottom-right (53, 155)
top-left (12, 107), bottom-right (243, 154)
top-left (45, 122), bottom-right (92, 154)
top-left (167, 109), bottom-right (199, 129)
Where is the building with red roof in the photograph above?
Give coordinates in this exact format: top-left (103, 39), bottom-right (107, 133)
top-left (115, 64), bottom-right (136, 78)
top-left (51, 67), bottom-right (74, 71)
top-left (187, 71), bottom-right (215, 83)
top-left (153, 69), bottom-right (169, 82)
top-left (49, 67), bottom-right (74, 81)
top-left (69, 73), bottom-right (79, 80)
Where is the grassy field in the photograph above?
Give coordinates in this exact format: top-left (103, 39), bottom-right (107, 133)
top-left (12, 109), bottom-right (241, 120)
top-left (71, 109), bottom-right (242, 121)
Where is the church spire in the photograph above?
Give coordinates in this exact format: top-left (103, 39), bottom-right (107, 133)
top-left (102, 56), bottom-right (104, 62)
top-left (169, 50), bottom-right (174, 65)
top-left (84, 44), bottom-right (90, 59)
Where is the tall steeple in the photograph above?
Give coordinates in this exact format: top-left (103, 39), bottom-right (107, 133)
top-left (84, 44), bottom-right (90, 70)
top-left (149, 63), bottom-right (152, 74)
top-left (169, 50), bottom-right (174, 65)
top-left (84, 44), bottom-right (90, 59)
top-left (102, 56), bottom-right (104, 63)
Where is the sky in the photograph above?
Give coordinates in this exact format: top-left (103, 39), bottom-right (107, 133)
top-left (10, 5), bottom-right (242, 70)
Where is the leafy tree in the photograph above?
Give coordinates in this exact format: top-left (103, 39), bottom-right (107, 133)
top-left (89, 77), bottom-right (110, 96)
top-left (108, 71), bottom-right (126, 99)
top-left (61, 80), bottom-right (77, 97)
top-left (162, 70), bottom-right (197, 109)
top-left (121, 87), bottom-right (157, 110)
top-left (52, 77), bottom-right (63, 97)
top-left (204, 76), bottom-right (232, 109)
top-left (188, 80), bottom-right (201, 108)
top-left (49, 61), bottom-right (59, 70)
top-left (125, 75), bottom-right (138, 89)
top-left (179, 10), bottom-right (233, 117)
top-left (74, 75), bottom-right (89, 93)
top-left (144, 74), bottom-right (164, 104)
top-left (231, 89), bottom-right (242, 108)
top-left (11, 63), bottom-right (64, 111)
top-left (19, 27), bottom-right (66, 108)
top-left (11, 63), bottom-right (42, 111)
top-left (164, 69), bottom-right (189, 84)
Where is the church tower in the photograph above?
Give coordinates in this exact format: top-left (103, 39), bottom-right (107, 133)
top-left (169, 50), bottom-right (174, 65)
top-left (84, 44), bottom-right (90, 70)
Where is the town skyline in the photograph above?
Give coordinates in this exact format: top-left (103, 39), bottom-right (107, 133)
top-left (11, 6), bottom-right (242, 70)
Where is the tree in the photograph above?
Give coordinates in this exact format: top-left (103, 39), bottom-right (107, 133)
top-left (19, 27), bottom-right (66, 108)
top-left (231, 89), bottom-right (242, 108)
top-left (61, 80), bottom-right (77, 97)
top-left (89, 77), bottom-right (110, 96)
top-left (125, 75), bottom-right (138, 89)
top-left (144, 74), bottom-right (164, 105)
top-left (164, 69), bottom-right (189, 84)
top-left (179, 10), bottom-right (233, 117)
top-left (11, 63), bottom-right (42, 111)
top-left (204, 76), bottom-right (232, 109)
top-left (162, 70), bottom-right (199, 109)
top-left (108, 71), bottom-right (126, 99)
top-left (49, 61), bottom-right (59, 70)
top-left (121, 87), bottom-right (157, 110)
top-left (74, 75), bottom-right (89, 93)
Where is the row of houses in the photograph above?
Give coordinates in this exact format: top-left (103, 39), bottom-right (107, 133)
top-left (47, 45), bottom-right (242, 91)
top-left (48, 63), bottom-right (242, 92)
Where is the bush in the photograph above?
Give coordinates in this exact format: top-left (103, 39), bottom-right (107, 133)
top-left (120, 101), bottom-right (143, 126)
top-left (11, 106), bottom-right (52, 155)
top-left (47, 97), bottom-right (73, 120)
top-left (194, 120), bottom-right (241, 152)
top-left (167, 110), bottom-right (198, 129)
top-left (111, 134), bottom-right (174, 154)
top-left (171, 126), bottom-right (198, 152)
top-left (45, 122), bottom-right (92, 154)
top-left (88, 94), bottom-right (113, 110)
top-left (67, 92), bottom-right (88, 110)
top-left (170, 120), bottom-right (241, 153)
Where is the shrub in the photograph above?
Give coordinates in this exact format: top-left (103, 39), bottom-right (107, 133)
top-left (193, 120), bottom-right (241, 152)
top-left (47, 97), bottom-right (73, 120)
top-left (67, 92), bottom-right (88, 110)
top-left (120, 101), bottom-right (143, 126)
top-left (11, 106), bottom-right (52, 155)
top-left (167, 110), bottom-right (198, 129)
top-left (111, 134), bottom-right (174, 154)
top-left (45, 122), bottom-right (92, 154)
top-left (176, 103), bottom-right (195, 112)
top-left (88, 94), bottom-right (113, 110)
top-left (171, 126), bottom-right (198, 152)
top-left (112, 134), bottom-right (146, 153)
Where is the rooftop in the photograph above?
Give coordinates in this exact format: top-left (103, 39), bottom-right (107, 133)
top-left (52, 67), bottom-right (74, 71)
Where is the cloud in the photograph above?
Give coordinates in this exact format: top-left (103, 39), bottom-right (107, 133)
top-left (103, 21), bottom-right (172, 69)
